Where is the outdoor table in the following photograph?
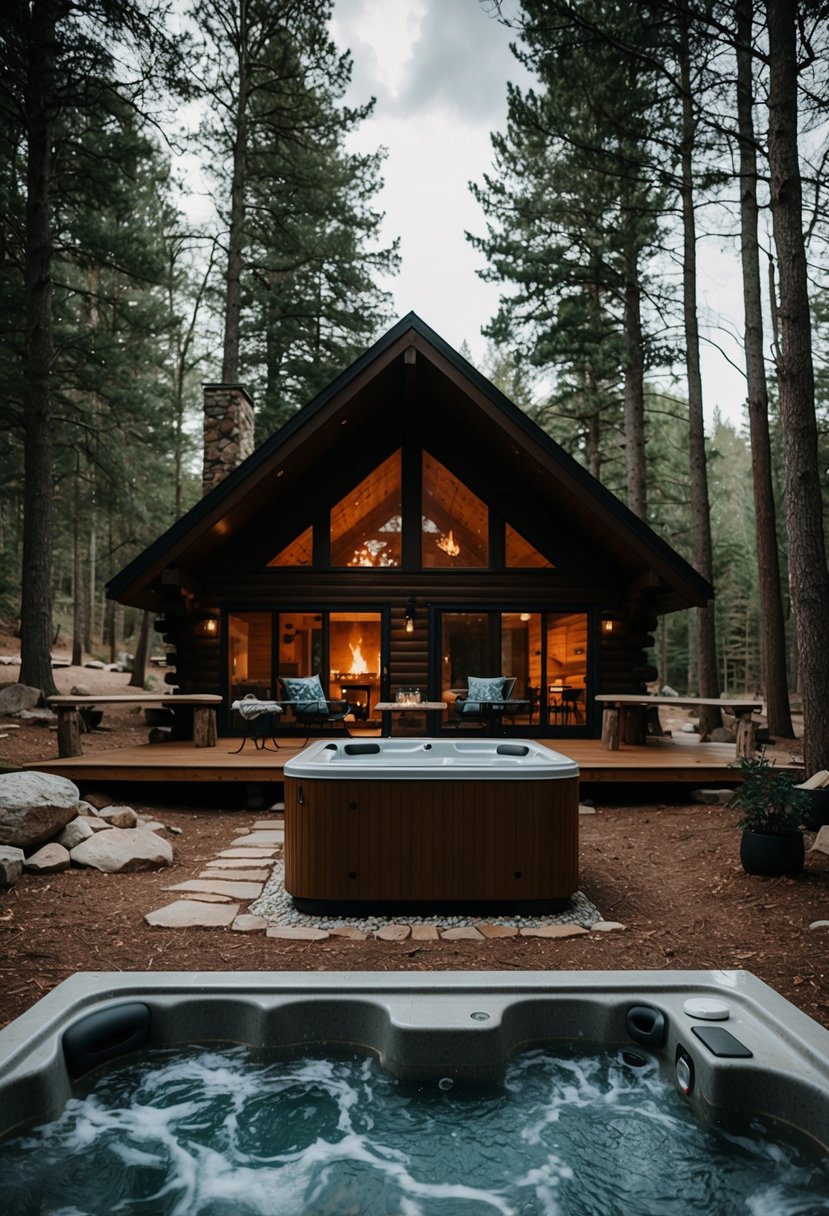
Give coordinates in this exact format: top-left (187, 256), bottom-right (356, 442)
top-left (47, 694), bottom-right (222, 758)
top-left (594, 694), bottom-right (763, 758)
top-left (374, 701), bottom-right (447, 736)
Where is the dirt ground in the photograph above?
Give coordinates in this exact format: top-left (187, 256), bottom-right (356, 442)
top-left (1, 636), bottom-right (827, 1036)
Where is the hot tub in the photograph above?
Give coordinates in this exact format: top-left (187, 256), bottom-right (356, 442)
top-left (282, 738), bottom-right (580, 914)
top-left (0, 971), bottom-right (827, 1213)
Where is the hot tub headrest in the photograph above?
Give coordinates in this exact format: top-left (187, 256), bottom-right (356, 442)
top-left (496, 744), bottom-right (530, 757)
top-left (344, 742), bottom-right (382, 756)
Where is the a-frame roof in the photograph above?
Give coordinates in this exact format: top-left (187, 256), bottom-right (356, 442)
top-left (107, 312), bottom-right (712, 613)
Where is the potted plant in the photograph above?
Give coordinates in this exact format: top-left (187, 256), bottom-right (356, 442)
top-left (731, 754), bottom-right (808, 877)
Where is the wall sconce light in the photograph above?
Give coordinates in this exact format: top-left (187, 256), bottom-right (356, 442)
top-left (404, 597), bottom-right (417, 634)
top-left (197, 614), bottom-right (219, 638)
top-left (601, 614), bottom-right (619, 635)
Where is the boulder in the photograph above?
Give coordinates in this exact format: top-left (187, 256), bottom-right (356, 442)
top-left (0, 845), bottom-right (25, 888)
top-left (71, 827), bottom-right (173, 873)
top-left (0, 772), bottom-right (79, 847)
top-left (69, 683), bottom-right (91, 697)
top-left (25, 842), bottom-right (71, 873)
top-left (96, 805), bottom-right (138, 829)
top-left (84, 660), bottom-right (106, 669)
top-left (0, 684), bottom-right (41, 714)
top-left (56, 817), bottom-right (95, 849)
top-left (691, 789), bottom-right (734, 805)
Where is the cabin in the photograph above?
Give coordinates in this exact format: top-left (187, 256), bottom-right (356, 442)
top-left (107, 313), bottom-right (712, 741)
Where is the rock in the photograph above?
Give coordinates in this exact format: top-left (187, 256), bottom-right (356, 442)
top-left (265, 926), bottom-right (329, 941)
top-left (15, 708), bottom-right (56, 724)
top-left (476, 924), bottom-right (518, 939)
top-left (691, 789), bottom-right (734, 805)
top-left (0, 772), bottom-right (79, 847)
top-left (71, 827), bottom-right (173, 873)
top-left (77, 801), bottom-right (100, 816)
top-left (327, 926), bottom-right (368, 940)
top-left (199, 868), bottom-right (271, 882)
top-left (681, 722), bottom-right (697, 734)
top-left (591, 921), bottom-right (626, 933)
top-left (440, 926), bottom-right (484, 941)
top-left (518, 924), bottom-right (589, 938)
top-left (166, 878), bottom-right (262, 899)
top-left (410, 924), bottom-right (440, 941)
top-left (69, 684), bottom-right (91, 697)
top-left (0, 684), bottom-right (41, 714)
top-left (145, 900), bottom-right (240, 928)
top-left (0, 845), bottom-right (25, 888)
top-left (375, 924), bottom-right (411, 941)
top-left (56, 817), bottom-right (95, 849)
top-left (84, 660), bottom-right (106, 669)
top-left (24, 842), bottom-right (71, 873)
top-left (579, 804), bottom-right (596, 815)
top-left (231, 914), bottom-right (269, 932)
top-left (95, 805), bottom-right (138, 829)
top-left (81, 791), bottom-right (115, 810)
top-left (85, 818), bottom-right (112, 833)
top-left (710, 727), bottom-right (736, 744)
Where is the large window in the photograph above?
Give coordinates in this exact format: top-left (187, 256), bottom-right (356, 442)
top-left (268, 527), bottom-right (313, 567)
top-left (228, 612), bottom-right (272, 702)
top-left (330, 451), bottom-right (402, 567)
top-left (422, 452), bottom-right (488, 568)
top-left (438, 609), bottom-right (588, 730)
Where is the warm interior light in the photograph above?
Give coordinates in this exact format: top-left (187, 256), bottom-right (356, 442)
top-left (405, 616), bottom-right (414, 634)
top-left (436, 529), bottom-right (460, 558)
top-left (602, 619), bottom-right (614, 634)
top-left (199, 616), bottom-right (219, 637)
top-left (349, 639), bottom-right (368, 675)
top-left (520, 612), bottom-right (531, 622)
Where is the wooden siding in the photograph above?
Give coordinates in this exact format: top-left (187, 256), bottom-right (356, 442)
top-left (284, 774), bottom-right (579, 905)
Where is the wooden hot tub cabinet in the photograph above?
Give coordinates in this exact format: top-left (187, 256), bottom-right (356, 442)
top-left (284, 773), bottom-right (579, 915)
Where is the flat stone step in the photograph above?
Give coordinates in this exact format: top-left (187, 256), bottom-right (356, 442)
top-left (166, 878), bottom-right (264, 899)
top-left (145, 900), bottom-right (240, 928)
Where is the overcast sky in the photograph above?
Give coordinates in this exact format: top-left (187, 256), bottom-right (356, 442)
top-left (330, 0), bottom-right (750, 426)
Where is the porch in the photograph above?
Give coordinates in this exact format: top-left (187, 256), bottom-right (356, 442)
top-left (24, 732), bottom-right (798, 789)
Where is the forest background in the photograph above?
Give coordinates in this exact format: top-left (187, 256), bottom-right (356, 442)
top-left (2, 0), bottom-right (829, 767)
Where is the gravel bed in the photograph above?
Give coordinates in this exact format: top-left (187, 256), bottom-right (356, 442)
top-left (249, 862), bottom-right (602, 931)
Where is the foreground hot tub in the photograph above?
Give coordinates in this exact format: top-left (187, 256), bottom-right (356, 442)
top-left (283, 738), bottom-right (580, 914)
top-left (0, 971), bottom-right (826, 1213)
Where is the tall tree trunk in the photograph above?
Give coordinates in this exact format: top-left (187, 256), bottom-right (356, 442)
top-left (19, 0), bottom-right (60, 698)
top-left (678, 10), bottom-right (721, 736)
top-left (128, 609), bottom-right (151, 689)
top-left (766, 0), bottom-right (829, 771)
top-left (221, 0), bottom-right (248, 382)
top-left (622, 244), bottom-right (647, 518)
top-left (71, 459), bottom-right (82, 667)
top-left (736, 0), bottom-right (793, 735)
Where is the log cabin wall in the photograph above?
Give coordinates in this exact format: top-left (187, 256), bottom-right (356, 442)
top-left (108, 316), bottom-right (712, 736)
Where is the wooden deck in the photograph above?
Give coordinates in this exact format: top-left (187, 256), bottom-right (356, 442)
top-left (24, 733), bottom-right (799, 787)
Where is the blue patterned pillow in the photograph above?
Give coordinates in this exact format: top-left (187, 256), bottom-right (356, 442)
top-left (466, 676), bottom-right (505, 705)
top-left (282, 675), bottom-right (327, 709)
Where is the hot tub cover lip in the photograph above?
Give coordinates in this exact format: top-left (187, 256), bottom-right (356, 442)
top-left (283, 738), bottom-right (580, 780)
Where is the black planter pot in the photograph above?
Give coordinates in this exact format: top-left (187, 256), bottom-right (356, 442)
top-left (740, 830), bottom-right (804, 877)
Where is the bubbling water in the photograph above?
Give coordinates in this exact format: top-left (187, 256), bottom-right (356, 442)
top-left (0, 1044), bottom-right (827, 1215)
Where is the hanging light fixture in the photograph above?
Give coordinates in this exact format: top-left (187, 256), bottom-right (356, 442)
top-left (436, 529), bottom-right (460, 558)
top-left (404, 597), bottom-right (417, 633)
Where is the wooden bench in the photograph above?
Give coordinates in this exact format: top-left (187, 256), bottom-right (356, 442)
top-left (46, 694), bottom-right (222, 758)
top-left (595, 694), bottom-right (763, 759)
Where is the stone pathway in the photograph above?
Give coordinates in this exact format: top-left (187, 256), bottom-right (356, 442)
top-left (144, 815), bottom-right (624, 942)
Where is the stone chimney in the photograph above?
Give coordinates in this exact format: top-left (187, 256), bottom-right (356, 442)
top-left (202, 384), bottom-right (255, 496)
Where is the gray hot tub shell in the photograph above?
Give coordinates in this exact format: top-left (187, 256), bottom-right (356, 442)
top-left (0, 970), bottom-right (827, 1153)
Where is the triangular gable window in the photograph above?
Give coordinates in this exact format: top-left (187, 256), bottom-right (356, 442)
top-left (500, 522), bottom-right (551, 569)
top-left (422, 451), bottom-right (488, 567)
top-left (331, 450), bottom-right (402, 567)
top-left (268, 526), bottom-right (313, 567)
top-left (505, 523), bottom-right (554, 569)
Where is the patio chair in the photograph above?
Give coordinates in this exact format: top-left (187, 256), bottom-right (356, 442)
top-left (279, 675), bottom-right (353, 735)
top-left (451, 676), bottom-right (516, 731)
top-left (550, 686), bottom-right (584, 725)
